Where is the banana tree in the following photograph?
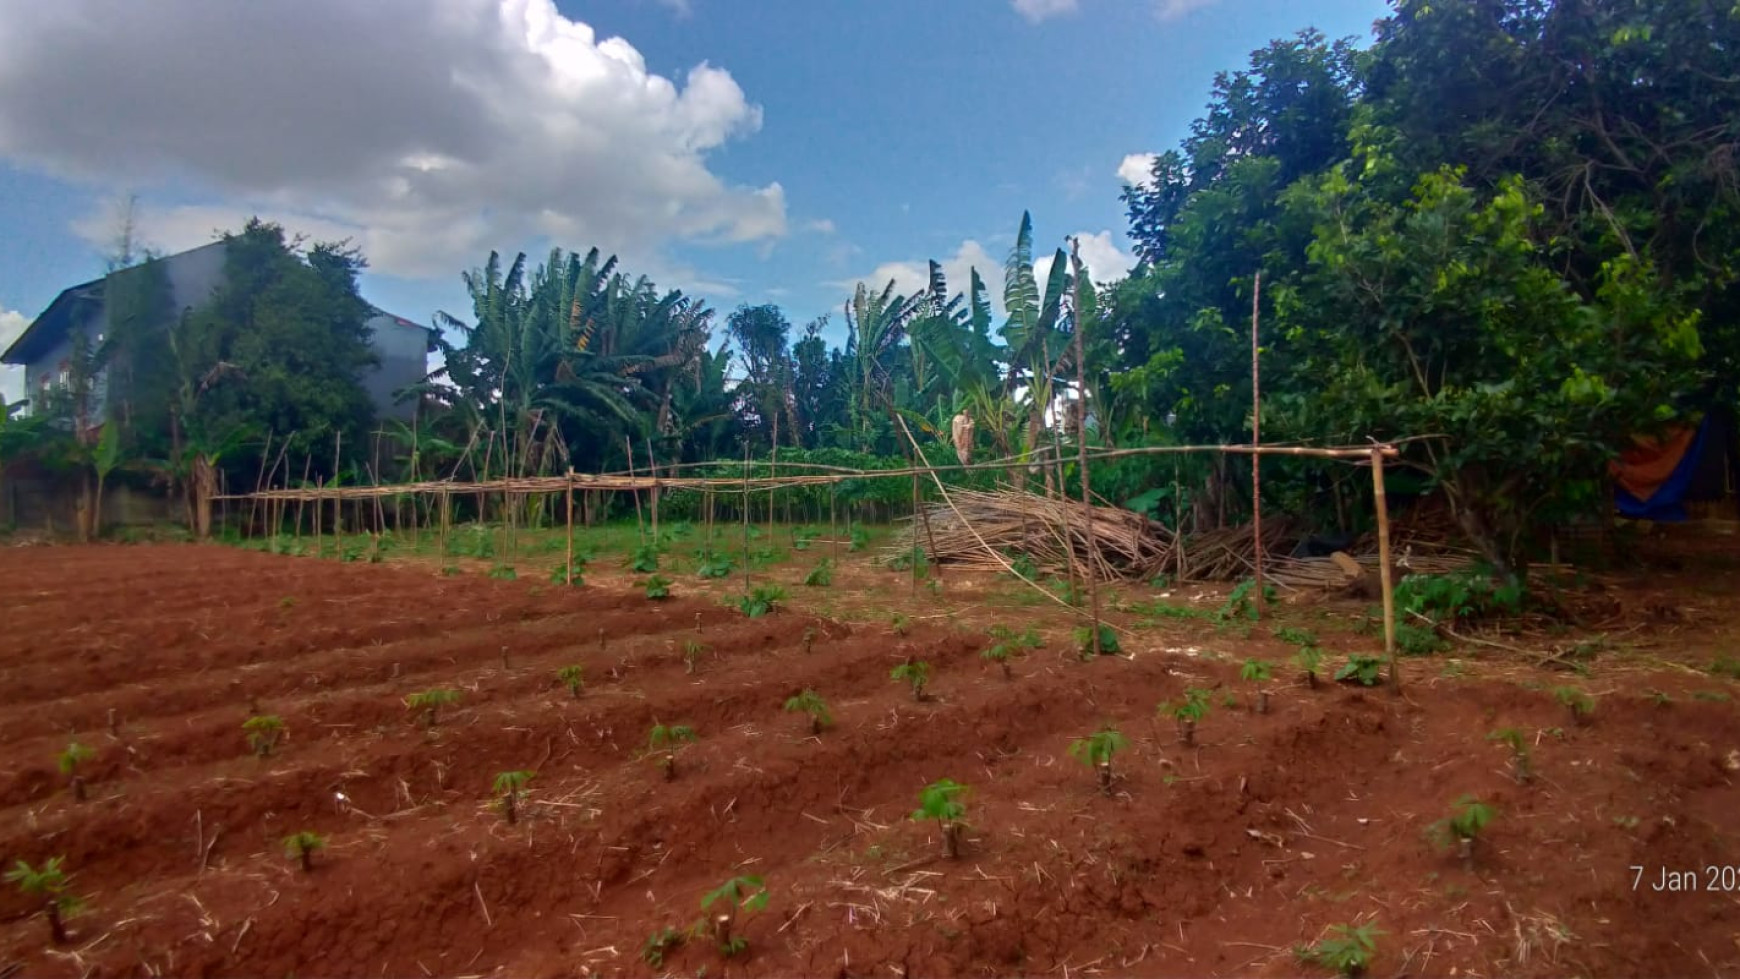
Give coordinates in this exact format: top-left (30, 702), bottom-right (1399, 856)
top-left (843, 279), bottom-right (926, 451)
top-left (1000, 212), bottom-right (1078, 483)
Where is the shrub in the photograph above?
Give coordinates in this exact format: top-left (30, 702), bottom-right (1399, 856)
top-left (1067, 728), bottom-right (1127, 796)
top-left (1428, 795), bottom-right (1495, 869)
top-left (406, 689), bottom-right (461, 728)
top-left (643, 574), bottom-right (673, 600)
top-left (57, 742), bottom-right (94, 801)
top-left (1240, 659), bottom-right (1274, 714)
top-left (1159, 688), bottom-right (1212, 745)
top-left (1073, 623), bottom-right (1120, 658)
top-left (784, 689), bottom-right (833, 735)
top-left (1396, 571), bottom-right (1522, 625)
top-left (282, 831), bottom-right (326, 872)
top-left (848, 526), bottom-right (871, 552)
top-left (738, 584), bottom-right (786, 618)
top-left (911, 779), bottom-right (969, 858)
top-left (698, 875), bottom-right (769, 958)
top-left (648, 723), bottom-right (698, 779)
top-left (630, 543), bottom-right (661, 574)
top-left (5, 857), bottom-right (81, 944)
top-left (556, 664), bottom-right (585, 698)
top-left (243, 715), bottom-right (286, 757)
top-left (1334, 655), bottom-right (1385, 687)
top-left (1297, 922), bottom-right (1382, 976)
top-left (890, 660), bottom-right (931, 701)
top-left (492, 770), bottom-right (535, 825)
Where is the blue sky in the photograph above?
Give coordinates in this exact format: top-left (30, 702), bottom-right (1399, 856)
top-left (0, 0), bottom-right (1390, 399)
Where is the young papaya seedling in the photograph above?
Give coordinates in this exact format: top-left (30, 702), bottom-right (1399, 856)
top-left (630, 542), bottom-right (661, 574)
top-left (549, 561), bottom-right (585, 586)
top-left (1296, 922), bottom-right (1382, 977)
top-left (243, 714), bottom-right (286, 757)
top-left (1073, 623), bottom-right (1120, 659)
top-left (5, 857), bottom-right (81, 945)
top-left (1239, 659), bottom-right (1274, 714)
top-left (556, 664), bottom-right (585, 699)
top-left (890, 659), bottom-right (932, 701)
top-left (982, 625), bottom-right (1042, 679)
top-left (1486, 727), bottom-right (1532, 783)
top-left (648, 723), bottom-right (699, 780)
top-left (57, 742), bottom-right (94, 802)
top-left (282, 831), bottom-right (327, 872)
top-left (1553, 686), bottom-right (1595, 725)
top-left (1334, 654), bottom-right (1385, 687)
top-left (1067, 727), bottom-right (1128, 796)
top-left (738, 584), bottom-right (785, 618)
top-left (406, 689), bottom-right (460, 728)
top-left (1428, 795), bottom-right (1495, 870)
top-left (682, 640), bottom-right (705, 675)
top-left (784, 689), bottom-right (833, 735)
top-left (912, 779), bottom-right (969, 859)
top-left (801, 626), bottom-right (817, 654)
top-left (696, 875), bottom-right (769, 958)
top-left (1294, 645), bottom-right (1325, 689)
top-left (890, 613), bottom-right (911, 636)
top-left (492, 770), bottom-right (535, 825)
top-left (803, 560), bottom-right (833, 587)
top-left (1159, 688), bottom-right (1212, 746)
top-left (643, 574), bottom-right (673, 600)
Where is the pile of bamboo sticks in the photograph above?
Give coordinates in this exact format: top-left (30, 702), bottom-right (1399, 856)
top-left (896, 489), bottom-right (1174, 581)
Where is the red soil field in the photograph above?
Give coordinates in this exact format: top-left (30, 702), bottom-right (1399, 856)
top-left (1, 544), bottom-right (1737, 977)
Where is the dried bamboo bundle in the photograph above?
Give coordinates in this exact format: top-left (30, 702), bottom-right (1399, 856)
top-left (895, 489), bottom-right (1173, 582)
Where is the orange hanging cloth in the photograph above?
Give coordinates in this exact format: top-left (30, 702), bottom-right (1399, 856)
top-left (1610, 425), bottom-right (1698, 503)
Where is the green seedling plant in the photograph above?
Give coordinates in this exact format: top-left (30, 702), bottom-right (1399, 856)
top-left (1335, 655), bottom-right (1385, 687)
top-left (848, 526), bottom-right (870, 552)
top-left (1073, 623), bottom-right (1120, 658)
top-left (784, 689), bottom-right (833, 735)
top-left (493, 770), bottom-right (535, 825)
top-left (1429, 795), bottom-right (1495, 870)
top-left (630, 542), bottom-right (661, 573)
top-left (5, 857), bottom-right (81, 944)
top-left (802, 626), bottom-right (817, 654)
top-left (981, 625), bottom-right (1042, 679)
top-left (57, 742), bottom-right (94, 801)
top-left (1068, 727), bottom-right (1128, 796)
top-left (738, 584), bottom-right (785, 618)
top-left (890, 613), bottom-right (911, 636)
top-left (697, 875), bottom-right (769, 958)
top-left (1486, 727), bottom-right (1532, 783)
top-left (1160, 688), bottom-right (1213, 746)
top-left (1297, 922), bottom-right (1382, 977)
top-left (890, 659), bottom-right (932, 701)
top-left (648, 723), bottom-right (698, 780)
top-left (406, 689), bottom-right (460, 728)
top-left (803, 559), bottom-right (833, 586)
top-left (642, 926), bottom-right (684, 967)
top-left (556, 664), bottom-right (585, 698)
top-left (682, 640), bottom-right (705, 675)
top-left (1553, 686), bottom-right (1595, 724)
top-left (282, 830), bottom-right (326, 872)
top-left (1295, 645), bottom-right (1325, 689)
top-left (912, 779), bottom-right (969, 858)
top-left (643, 574), bottom-right (673, 599)
top-left (243, 714), bottom-right (285, 758)
top-left (1240, 659), bottom-right (1274, 714)
top-left (695, 550), bottom-right (734, 579)
top-left (549, 561), bottom-right (585, 586)
top-left (486, 564), bottom-right (517, 580)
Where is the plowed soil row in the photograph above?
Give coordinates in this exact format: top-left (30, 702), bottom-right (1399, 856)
top-left (1, 545), bottom-right (1737, 978)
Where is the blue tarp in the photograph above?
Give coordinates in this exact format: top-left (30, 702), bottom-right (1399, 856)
top-left (1615, 416), bottom-right (1712, 522)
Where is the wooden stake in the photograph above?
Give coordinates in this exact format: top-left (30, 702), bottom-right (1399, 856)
top-left (331, 430), bottom-right (342, 537)
top-left (626, 437), bottom-right (645, 543)
top-left (565, 471), bottom-right (575, 585)
top-left (1251, 270), bottom-right (1264, 619)
top-left (440, 489), bottom-right (451, 559)
top-left (1372, 447), bottom-right (1399, 693)
top-left (741, 444), bottom-right (751, 592)
top-left (645, 436), bottom-right (660, 542)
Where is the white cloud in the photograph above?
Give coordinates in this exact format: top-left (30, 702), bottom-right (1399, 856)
top-left (1118, 152), bottom-right (1159, 189)
top-left (0, 308), bottom-right (28, 405)
top-left (1012, 0), bottom-right (1079, 22)
top-left (1154, 0), bottom-right (1219, 19)
top-left (651, 0), bottom-right (693, 16)
top-left (840, 231), bottom-right (1133, 324)
top-left (0, 0), bottom-right (786, 281)
top-left (801, 218), bottom-right (837, 235)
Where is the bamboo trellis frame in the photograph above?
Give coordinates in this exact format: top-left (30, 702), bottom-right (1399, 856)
top-left (217, 440), bottom-right (1406, 689)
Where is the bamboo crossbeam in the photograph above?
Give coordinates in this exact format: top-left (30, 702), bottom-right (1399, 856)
top-left (215, 441), bottom-right (1405, 503)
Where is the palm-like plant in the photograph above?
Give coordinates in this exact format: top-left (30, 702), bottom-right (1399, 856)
top-left (5, 857), bottom-right (81, 944)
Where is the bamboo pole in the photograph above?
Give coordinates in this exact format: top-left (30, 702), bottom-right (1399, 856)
top-left (315, 476), bottom-right (324, 555)
top-left (625, 436), bottom-right (645, 543)
top-left (565, 470), bottom-right (575, 585)
top-left (741, 444), bottom-right (751, 593)
top-left (331, 430), bottom-right (342, 537)
top-left (1251, 269), bottom-right (1265, 619)
top-left (910, 471), bottom-right (921, 596)
top-left (1372, 447), bottom-right (1398, 693)
top-left (1074, 272), bottom-right (1103, 655)
top-left (248, 431), bottom-right (275, 538)
top-left (439, 489), bottom-right (450, 560)
top-left (645, 436), bottom-right (660, 542)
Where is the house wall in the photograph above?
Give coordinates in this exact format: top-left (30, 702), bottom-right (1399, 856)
top-left (363, 314), bottom-right (430, 421)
